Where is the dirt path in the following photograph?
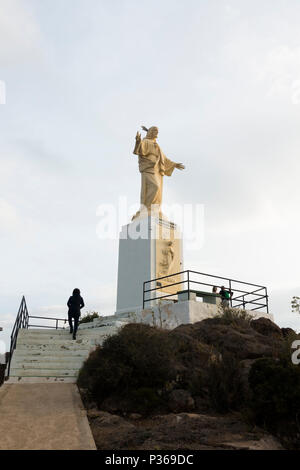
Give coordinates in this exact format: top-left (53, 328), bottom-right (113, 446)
top-left (0, 383), bottom-right (96, 450)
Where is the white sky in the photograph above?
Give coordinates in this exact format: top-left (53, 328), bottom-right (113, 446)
top-left (1, 0), bottom-right (300, 351)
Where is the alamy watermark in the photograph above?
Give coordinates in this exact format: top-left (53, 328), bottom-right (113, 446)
top-left (291, 340), bottom-right (300, 365)
top-left (96, 198), bottom-right (204, 250)
top-left (0, 81), bottom-right (6, 104)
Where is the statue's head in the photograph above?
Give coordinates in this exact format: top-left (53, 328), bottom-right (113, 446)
top-left (145, 126), bottom-right (159, 140)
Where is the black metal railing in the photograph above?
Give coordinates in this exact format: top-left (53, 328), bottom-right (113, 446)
top-left (6, 297), bottom-right (68, 379)
top-left (6, 296), bottom-right (29, 378)
top-left (28, 316), bottom-right (68, 330)
top-left (143, 270), bottom-right (269, 313)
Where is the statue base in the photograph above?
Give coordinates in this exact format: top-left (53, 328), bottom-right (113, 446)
top-left (116, 215), bottom-right (183, 313)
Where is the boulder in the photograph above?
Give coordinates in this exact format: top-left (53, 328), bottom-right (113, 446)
top-left (128, 413), bottom-right (142, 420)
top-left (88, 410), bottom-right (283, 450)
top-left (168, 389), bottom-right (195, 413)
top-left (250, 318), bottom-right (283, 339)
top-left (281, 327), bottom-right (296, 338)
top-left (88, 410), bottom-right (151, 450)
top-left (172, 318), bottom-right (283, 360)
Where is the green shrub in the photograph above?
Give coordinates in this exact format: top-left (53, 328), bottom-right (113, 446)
top-left (216, 307), bottom-right (252, 327)
top-left (77, 324), bottom-right (175, 411)
top-left (130, 387), bottom-right (164, 413)
top-left (167, 330), bottom-right (212, 394)
top-left (206, 352), bottom-right (245, 413)
top-left (248, 357), bottom-right (300, 449)
top-left (79, 311), bottom-right (100, 324)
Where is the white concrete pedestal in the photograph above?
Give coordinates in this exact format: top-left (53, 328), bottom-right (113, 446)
top-left (116, 216), bottom-right (183, 313)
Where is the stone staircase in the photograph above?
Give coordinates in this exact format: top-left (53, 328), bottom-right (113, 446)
top-left (7, 318), bottom-right (128, 383)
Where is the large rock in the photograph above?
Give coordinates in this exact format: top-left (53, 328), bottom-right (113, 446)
top-left (88, 410), bottom-right (283, 450)
top-left (250, 318), bottom-right (283, 339)
top-left (168, 389), bottom-right (195, 413)
top-left (172, 317), bottom-right (283, 360)
top-left (281, 327), bottom-right (296, 338)
top-left (87, 410), bottom-right (137, 449)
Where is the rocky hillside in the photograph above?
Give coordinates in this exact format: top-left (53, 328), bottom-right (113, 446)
top-left (86, 410), bottom-right (282, 450)
top-left (78, 310), bottom-right (300, 450)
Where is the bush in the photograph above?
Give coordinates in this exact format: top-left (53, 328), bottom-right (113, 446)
top-left (77, 324), bottom-right (176, 412)
top-left (216, 307), bottom-right (252, 328)
top-left (167, 329), bottom-right (212, 394)
top-left (79, 311), bottom-right (100, 324)
top-left (206, 352), bottom-right (246, 413)
top-left (77, 318), bottom-right (300, 449)
top-left (130, 387), bottom-right (165, 414)
top-left (248, 357), bottom-right (300, 449)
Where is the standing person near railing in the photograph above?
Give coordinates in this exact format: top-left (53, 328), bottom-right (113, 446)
top-left (219, 286), bottom-right (233, 308)
top-left (67, 288), bottom-right (85, 340)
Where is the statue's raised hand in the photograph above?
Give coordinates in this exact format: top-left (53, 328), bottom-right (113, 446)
top-left (175, 163), bottom-right (185, 170)
top-left (133, 132), bottom-right (142, 155)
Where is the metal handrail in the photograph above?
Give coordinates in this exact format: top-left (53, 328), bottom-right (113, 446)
top-left (6, 299), bottom-right (68, 379)
top-left (28, 316), bottom-right (68, 330)
top-left (187, 269), bottom-right (264, 288)
top-left (143, 269), bottom-right (269, 313)
top-left (6, 296), bottom-right (29, 378)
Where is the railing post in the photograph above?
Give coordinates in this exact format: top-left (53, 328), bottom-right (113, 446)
top-left (266, 288), bottom-right (269, 313)
top-left (187, 271), bottom-right (190, 300)
top-left (229, 279), bottom-right (232, 307)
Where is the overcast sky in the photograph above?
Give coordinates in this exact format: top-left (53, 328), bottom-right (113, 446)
top-left (1, 0), bottom-right (300, 351)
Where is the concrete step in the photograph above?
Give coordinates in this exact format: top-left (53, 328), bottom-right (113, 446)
top-left (11, 351), bottom-right (89, 360)
top-left (16, 328), bottom-right (106, 342)
top-left (20, 329), bottom-right (114, 337)
top-left (16, 336), bottom-right (96, 345)
top-left (19, 325), bottom-right (118, 335)
top-left (79, 321), bottom-right (125, 330)
top-left (11, 352), bottom-right (86, 361)
top-left (17, 338), bottom-right (97, 348)
top-left (7, 322), bottom-right (119, 382)
top-left (15, 344), bottom-right (92, 352)
top-left (21, 327), bottom-right (118, 335)
top-left (9, 368), bottom-right (79, 377)
top-left (16, 336), bottom-right (108, 345)
top-left (19, 328), bottom-right (69, 335)
top-left (19, 328), bottom-right (110, 336)
top-left (6, 377), bottom-right (77, 384)
top-left (10, 359), bottom-right (84, 369)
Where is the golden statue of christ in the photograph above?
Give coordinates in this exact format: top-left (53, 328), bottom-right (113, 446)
top-left (132, 126), bottom-right (185, 220)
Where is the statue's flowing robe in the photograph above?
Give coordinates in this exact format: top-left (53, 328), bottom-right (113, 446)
top-left (133, 138), bottom-right (177, 210)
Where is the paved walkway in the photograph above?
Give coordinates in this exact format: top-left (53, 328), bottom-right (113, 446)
top-left (0, 383), bottom-right (96, 450)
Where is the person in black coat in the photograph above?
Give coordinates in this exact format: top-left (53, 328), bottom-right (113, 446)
top-left (67, 288), bottom-right (85, 340)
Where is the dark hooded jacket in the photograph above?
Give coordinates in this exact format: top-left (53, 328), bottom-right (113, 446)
top-left (67, 295), bottom-right (84, 316)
